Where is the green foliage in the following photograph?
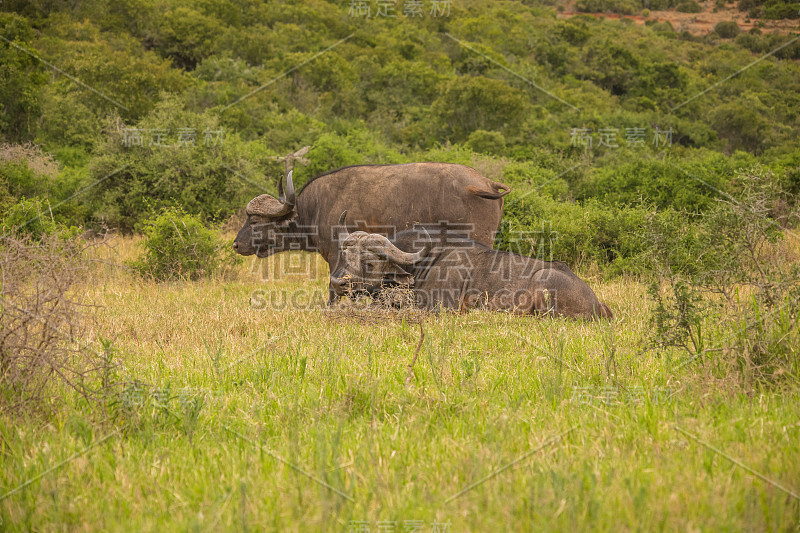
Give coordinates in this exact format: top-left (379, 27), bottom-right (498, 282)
top-left (299, 130), bottom-right (409, 183)
top-left (0, 159), bottom-right (50, 205)
top-left (645, 167), bottom-right (800, 386)
top-left (582, 42), bottom-right (641, 95)
top-left (645, 0), bottom-right (681, 8)
top-left (648, 278), bottom-right (707, 355)
top-left (87, 97), bottom-right (264, 231)
top-left (557, 19), bottom-right (592, 45)
top-left (156, 7), bottom-right (226, 70)
top-left (1, 0), bottom-right (799, 273)
top-left (1, 197), bottom-right (80, 241)
top-left (709, 95), bottom-right (777, 153)
top-left (431, 76), bottom-right (528, 142)
top-left (576, 151), bottom-right (756, 212)
top-left (36, 89), bottom-right (102, 149)
top-left (738, 0), bottom-right (800, 18)
top-left (130, 206), bottom-right (231, 281)
top-left (35, 15), bottom-right (191, 122)
top-left (0, 13), bottom-right (47, 142)
top-left (0, 142), bottom-right (88, 225)
top-left (676, 0), bottom-right (703, 12)
top-left (496, 194), bottom-right (651, 275)
top-left (575, 0), bottom-right (640, 14)
top-left (467, 130), bottom-right (507, 155)
top-left (762, 1), bottom-right (800, 18)
top-left (714, 21), bottom-right (742, 38)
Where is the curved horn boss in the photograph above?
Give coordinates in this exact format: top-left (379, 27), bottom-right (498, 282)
top-left (246, 170), bottom-right (296, 218)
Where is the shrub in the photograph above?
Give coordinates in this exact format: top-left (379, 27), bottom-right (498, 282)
top-left (714, 21), bottom-right (741, 38)
top-left (0, 13), bottom-right (47, 142)
top-left (1, 197), bottom-right (80, 241)
top-left (738, 0), bottom-right (760, 11)
top-left (710, 97), bottom-right (775, 153)
top-left (575, 0), bottom-right (639, 14)
top-left (0, 142), bottom-right (60, 179)
top-left (301, 129), bottom-right (408, 182)
top-left (467, 130), bottom-right (507, 155)
top-left (676, 0), bottom-right (703, 11)
top-left (648, 0), bottom-right (680, 9)
top-left (735, 33), bottom-right (766, 52)
top-left (0, 143), bottom-right (60, 212)
top-left (576, 151), bottom-right (752, 213)
top-left (0, 233), bottom-right (114, 415)
top-left (650, 21), bottom-right (676, 33)
top-left (0, 143), bottom-right (90, 226)
top-left (495, 194), bottom-right (652, 275)
top-left (431, 77), bottom-right (528, 142)
top-left (762, 1), bottom-right (800, 18)
top-left (87, 97), bottom-right (265, 231)
top-left (557, 19), bottom-right (592, 45)
top-left (130, 207), bottom-right (235, 281)
top-left (646, 167), bottom-right (800, 387)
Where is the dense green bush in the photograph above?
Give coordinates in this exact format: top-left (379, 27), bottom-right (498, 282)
top-left (1, 143), bottom-right (57, 211)
top-left (495, 194), bottom-right (652, 275)
top-left (0, 143), bottom-right (90, 227)
top-left (739, 0), bottom-right (800, 18)
top-left (676, 0), bottom-right (703, 12)
top-left (575, 151), bottom-right (757, 212)
top-left (647, 0), bottom-right (681, 9)
top-left (431, 76), bottom-right (528, 142)
top-left (762, 1), bottom-right (800, 18)
top-left (714, 21), bottom-right (742, 38)
top-left (130, 207), bottom-right (235, 281)
top-left (1, 197), bottom-right (80, 241)
top-left (0, 13), bottom-right (47, 142)
top-left (493, 161), bottom-right (797, 282)
top-left (33, 15), bottom-right (190, 122)
top-left (86, 98), bottom-right (267, 231)
top-left (575, 0), bottom-right (639, 14)
top-left (300, 129), bottom-right (408, 182)
top-left (467, 130), bottom-right (507, 155)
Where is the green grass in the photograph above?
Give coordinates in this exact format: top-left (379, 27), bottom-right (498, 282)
top-left (1, 243), bottom-right (799, 531)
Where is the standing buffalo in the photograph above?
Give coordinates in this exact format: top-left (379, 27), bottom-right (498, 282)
top-left (233, 162), bottom-right (511, 277)
top-left (329, 215), bottom-right (613, 319)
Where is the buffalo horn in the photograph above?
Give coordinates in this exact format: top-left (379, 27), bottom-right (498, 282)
top-left (370, 229), bottom-right (431, 266)
top-left (246, 170), bottom-right (296, 218)
top-left (337, 210), bottom-right (350, 242)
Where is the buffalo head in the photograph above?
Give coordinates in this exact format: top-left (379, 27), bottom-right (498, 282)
top-left (233, 170), bottom-right (297, 257)
top-left (329, 211), bottom-right (432, 300)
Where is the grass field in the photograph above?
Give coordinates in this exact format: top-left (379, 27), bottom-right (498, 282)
top-left (1, 237), bottom-right (799, 532)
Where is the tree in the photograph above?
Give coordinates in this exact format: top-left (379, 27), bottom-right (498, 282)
top-left (431, 76), bottom-right (527, 142)
top-left (0, 14), bottom-right (47, 142)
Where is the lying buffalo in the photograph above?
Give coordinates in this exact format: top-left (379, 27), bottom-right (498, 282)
top-left (330, 214), bottom-right (613, 319)
top-left (234, 163), bottom-right (511, 297)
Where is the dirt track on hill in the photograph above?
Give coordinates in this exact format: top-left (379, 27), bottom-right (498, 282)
top-left (557, 0), bottom-right (800, 35)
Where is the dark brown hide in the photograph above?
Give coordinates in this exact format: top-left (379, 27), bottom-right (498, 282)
top-left (330, 229), bottom-right (614, 320)
top-left (233, 163), bottom-right (510, 268)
